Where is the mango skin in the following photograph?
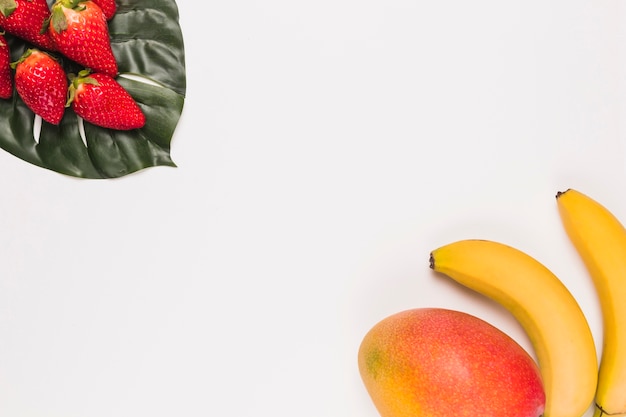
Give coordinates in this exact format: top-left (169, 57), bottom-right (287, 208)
top-left (358, 308), bottom-right (545, 417)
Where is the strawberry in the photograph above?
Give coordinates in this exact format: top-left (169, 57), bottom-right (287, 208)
top-left (0, 33), bottom-right (12, 99)
top-left (67, 70), bottom-right (145, 130)
top-left (0, 0), bottom-right (56, 51)
top-left (48, 0), bottom-right (117, 77)
top-left (12, 48), bottom-right (67, 124)
top-left (91, 0), bottom-right (114, 20)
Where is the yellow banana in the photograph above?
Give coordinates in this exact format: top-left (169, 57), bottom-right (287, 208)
top-left (429, 239), bottom-right (597, 417)
top-left (557, 188), bottom-right (626, 417)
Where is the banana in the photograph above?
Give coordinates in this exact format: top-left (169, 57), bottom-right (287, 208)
top-left (429, 239), bottom-right (597, 417)
top-left (556, 188), bottom-right (626, 417)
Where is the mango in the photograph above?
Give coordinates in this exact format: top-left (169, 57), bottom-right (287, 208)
top-left (358, 308), bottom-right (545, 417)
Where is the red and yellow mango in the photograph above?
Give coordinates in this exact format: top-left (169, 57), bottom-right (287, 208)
top-left (358, 308), bottom-right (545, 417)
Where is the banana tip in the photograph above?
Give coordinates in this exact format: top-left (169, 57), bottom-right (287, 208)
top-left (555, 189), bottom-right (571, 199)
top-left (428, 253), bottom-right (435, 270)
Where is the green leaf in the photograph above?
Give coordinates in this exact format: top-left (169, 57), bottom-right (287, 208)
top-left (0, 0), bottom-right (186, 178)
top-left (0, 0), bottom-right (17, 19)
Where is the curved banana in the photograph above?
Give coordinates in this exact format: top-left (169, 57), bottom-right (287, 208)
top-left (429, 239), bottom-right (597, 417)
top-left (557, 188), bottom-right (626, 417)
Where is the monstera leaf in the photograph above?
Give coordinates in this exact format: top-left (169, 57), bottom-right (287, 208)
top-left (0, 0), bottom-right (186, 179)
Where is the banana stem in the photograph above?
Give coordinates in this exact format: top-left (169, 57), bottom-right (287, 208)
top-left (594, 405), bottom-right (604, 417)
top-left (593, 404), bottom-right (626, 417)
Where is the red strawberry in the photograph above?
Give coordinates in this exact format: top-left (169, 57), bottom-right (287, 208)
top-left (48, 0), bottom-right (117, 77)
top-left (90, 0), bottom-right (114, 20)
top-left (67, 71), bottom-right (145, 130)
top-left (12, 48), bottom-right (67, 124)
top-left (0, 33), bottom-right (12, 99)
top-left (0, 0), bottom-right (56, 51)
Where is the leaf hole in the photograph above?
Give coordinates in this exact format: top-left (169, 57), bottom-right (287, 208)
top-left (118, 73), bottom-right (163, 88)
top-left (78, 117), bottom-right (87, 148)
top-left (33, 115), bottom-right (42, 144)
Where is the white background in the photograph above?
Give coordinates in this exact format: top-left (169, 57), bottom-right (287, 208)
top-left (0, 0), bottom-right (623, 416)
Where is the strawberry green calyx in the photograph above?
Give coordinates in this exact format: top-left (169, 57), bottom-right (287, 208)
top-left (60, 0), bottom-right (86, 8)
top-left (0, 0), bottom-right (17, 18)
top-left (50, 2), bottom-right (67, 32)
top-left (10, 48), bottom-right (62, 70)
top-left (66, 69), bottom-right (98, 107)
top-left (50, 0), bottom-right (86, 33)
top-left (10, 48), bottom-right (35, 69)
top-left (9, 49), bottom-right (28, 69)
